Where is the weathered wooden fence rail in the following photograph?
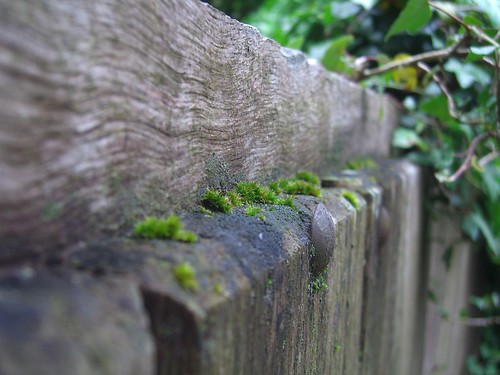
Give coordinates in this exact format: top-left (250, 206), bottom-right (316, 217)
top-left (0, 0), bottom-right (478, 374)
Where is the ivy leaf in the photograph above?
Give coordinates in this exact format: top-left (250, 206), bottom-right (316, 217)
top-left (472, 0), bottom-right (500, 27)
top-left (392, 128), bottom-right (429, 151)
top-left (385, 0), bottom-right (432, 41)
top-left (470, 45), bottom-right (497, 55)
top-left (463, 211), bottom-right (500, 262)
top-left (444, 58), bottom-right (491, 88)
top-left (321, 35), bottom-right (354, 73)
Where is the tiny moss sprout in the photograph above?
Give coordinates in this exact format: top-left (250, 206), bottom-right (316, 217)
top-left (310, 273), bottom-right (328, 292)
top-left (343, 158), bottom-right (378, 171)
top-left (342, 191), bottom-right (360, 211)
top-left (245, 205), bottom-right (263, 217)
top-left (295, 170), bottom-right (320, 185)
top-left (134, 214), bottom-right (198, 243)
top-left (173, 262), bottom-right (198, 291)
top-left (202, 189), bottom-right (233, 213)
top-left (213, 283), bottom-right (224, 294)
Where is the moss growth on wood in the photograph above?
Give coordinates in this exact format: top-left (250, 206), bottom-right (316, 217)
top-left (245, 205), bottom-right (263, 217)
top-left (173, 262), bottom-right (199, 291)
top-left (310, 273), bottom-right (328, 292)
top-left (343, 158), bottom-right (378, 171)
top-left (200, 170), bottom-right (319, 217)
top-left (342, 191), bottom-right (360, 211)
top-left (134, 214), bottom-right (198, 243)
top-left (202, 189), bottom-right (233, 213)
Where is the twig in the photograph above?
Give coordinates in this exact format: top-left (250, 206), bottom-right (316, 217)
top-left (430, 1), bottom-right (500, 48)
top-left (445, 133), bottom-right (489, 182)
top-left (357, 38), bottom-right (468, 80)
top-left (417, 62), bottom-right (483, 125)
top-left (417, 62), bottom-right (459, 120)
top-left (479, 151), bottom-right (500, 168)
top-left (429, 1), bottom-right (468, 28)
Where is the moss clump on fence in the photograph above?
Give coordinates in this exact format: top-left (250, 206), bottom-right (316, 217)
top-left (201, 171), bottom-right (320, 215)
top-left (342, 191), bottom-right (360, 211)
top-left (343, 158), bottom-right (378, 171)
top-left (134, 214), bottom-right (198, 243)
top-left (173, 262), bottom-right (199, 291)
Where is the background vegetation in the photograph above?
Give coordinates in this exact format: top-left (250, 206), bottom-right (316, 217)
top-left (204, 0), bottom-right (499, 372)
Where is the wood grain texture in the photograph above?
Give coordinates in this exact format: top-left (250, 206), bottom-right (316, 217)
top-left (0, 0), bottom-right (397, 259)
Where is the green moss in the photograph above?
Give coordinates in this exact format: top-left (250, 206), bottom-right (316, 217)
top-left (295, 170), bottom-right (320, 185)
top-left (342, 191), bottom-right (360, 210)
top-left (134, 214), bottom-right (198, 242)
top-left (173, 262), bottom-right (198, 291)
top-left (310, 273), bottom-right (328, 292)
top-left (213, 283), bottom-right (224, 294)
top-left (227, 191), bottom-right (243, 206)
top-left (282, 180), bottom-right (321, 197)
top-left (199, 206), bottom-right (214, 216)
top-left (202, 189), bottom-right (233, 213)
top-left (236, 181), bottom-right (279, 204)
top-left (277, 196), bottom-right (296, 210)
top-left (245, 205), bottom-right (263, 216)
top-left (258, 215), bottom-right (266, 221)
top-left (173, 230), bottom-right (198, 243)
top-left (199, 170), bottom-right (321, 214)
top-left (269, 171), bottom-right (321, 198)
top-left (343, 158), bottom-right (378, 171)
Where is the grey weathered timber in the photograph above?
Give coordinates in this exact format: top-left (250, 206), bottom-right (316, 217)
top-left (324, 160), bottom-right (425, 375)
top-left (0, 268), bottom-right (154, 375)
top-left (422, 206), bottom-right (479, 375)
top-left (65, 193), bottom-right (367, 375)
top-left (0, 0), bottom-right (397, 260)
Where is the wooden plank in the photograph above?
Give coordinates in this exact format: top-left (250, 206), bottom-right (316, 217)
top-left (0, 0), bottom-right (397, 259)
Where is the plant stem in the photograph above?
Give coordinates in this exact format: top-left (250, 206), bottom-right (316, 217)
top-left (446, 133), bottom-right (489, 183)
top-left (357, 38), bottom-right (468, 80)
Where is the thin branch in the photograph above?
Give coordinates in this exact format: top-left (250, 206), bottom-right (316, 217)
top-left (430, 1), bottom-right (500, 48)
top-left (417, 62), bottom-right (483, 125)
top-left (445, 133), bottom-right (489, 182)
top-left (357, 38), bottom-right (468, 80)
top-left (479, 151), bottom-right (500, 168)
top-left (429, 1), bottom-right (468, 29)
top-left (462, 316), bottom-right (500, 327)
top-left (417, 62), bottom-right (459, 120)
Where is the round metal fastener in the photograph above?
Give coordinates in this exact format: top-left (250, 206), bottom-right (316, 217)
top-left (310, 203), bottom-right (335, 276)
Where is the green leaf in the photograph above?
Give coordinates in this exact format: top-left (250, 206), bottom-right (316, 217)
top-left (392, 128), bottom-right (429, 151)
top-left (470, 45), bottom-right (497, 55)
top-left (444, 58), bottom-right (491, 88)
top-left (463, 14), bottom-right (483, 27)
top-left (463, 211), bottom-right (500, 261)
top-left (385, 0), bottom-right (432, 40)
top-left (472, 0), bottom-right (500, 27)
top-left (419, 95), bottom-right (454, 122)
top-left (286, 37), bottom-right (305, 50)
top-left (321, 35), bottom-right (354, 72)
